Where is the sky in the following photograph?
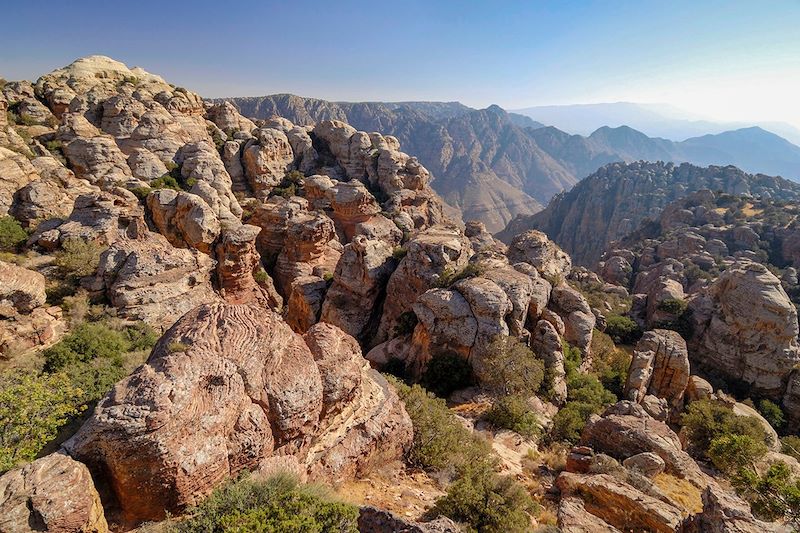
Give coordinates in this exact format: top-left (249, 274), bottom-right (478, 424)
top-left (2, 0), bottom-right (799, 127)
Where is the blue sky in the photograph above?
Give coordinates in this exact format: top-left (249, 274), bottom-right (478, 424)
top-left (2, 0), bottom-right (799, 126)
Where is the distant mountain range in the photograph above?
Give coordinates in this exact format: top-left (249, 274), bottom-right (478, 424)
top-left (514, 101), bottom-right (800, 146)
top-left (221, 95), bottom-right (800, 232)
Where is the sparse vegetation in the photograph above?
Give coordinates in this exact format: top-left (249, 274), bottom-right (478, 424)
top-left (435, 262), bottom-right (487, 288)
top-left (170, 472), bottom-right (359, 533)
top-left (253, 269), bottom-right (270, 284)
top-left (657, 297), bottom-right (688, 315)
top-left (392, 246), bottom-right (407, 260)
top-left (54, 238), bottom-right (105, 279)
top-left (548, 341), bottom-right (616, 443)
top-left (270, 170), bottom-right (305, 199)
top-left (604, 314), bottom-right (642, 345)
top-left (0, 371), bottom-right (82, 473)
top-left (0, 216), bottom-right (27, 252)
top-left (681, 399), bottom-right (772, 459)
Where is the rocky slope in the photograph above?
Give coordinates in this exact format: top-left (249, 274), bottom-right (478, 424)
top-left (597, 189), bottom-right (800, 428)
top-left (500, 160), bottom-right (800, 266)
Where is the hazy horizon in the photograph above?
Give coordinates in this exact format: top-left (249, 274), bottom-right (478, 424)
top-left (2, 0), bottom-right (799, 129)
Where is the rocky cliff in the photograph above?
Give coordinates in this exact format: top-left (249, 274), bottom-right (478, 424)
top-left (500, 160), bottom-right (800, 266)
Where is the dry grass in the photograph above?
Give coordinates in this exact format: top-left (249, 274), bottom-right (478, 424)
top-left (652, 473), bottom-right (703, 515)
top-left (537, 443), bottom-right (569, 473)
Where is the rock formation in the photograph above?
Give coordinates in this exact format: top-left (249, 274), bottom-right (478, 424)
top-left (0, 452), bottom-right (108, 533)
top-left (64, 303), bottom-right (412, 521)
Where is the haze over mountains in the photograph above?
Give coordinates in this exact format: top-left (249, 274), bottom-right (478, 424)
top-left (224, 95), bottom-right (800, 231)
top-left (514, 101), bottom-right (800, 146)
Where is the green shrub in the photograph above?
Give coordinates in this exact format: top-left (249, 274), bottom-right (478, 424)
top-left (758, 399), bottom-right (786, 430)
top-left (732, 461), bottom-right (800, 526)
top-left (708, 434), bottom-right (768, 475)
top-left (128, 186), bottom-right (152, 202)
top-left (591, 330), bottom-right (631, 399)
top-left (435, 263), bottom-right (486, 288)
top-left (421, 352), bottom-right (473, 397)
top-left (549, 401), bottom-right (596, 444)
top-left (253, 269), bottom-right (270, 284)
top-left (42, 322), bottom-right (129, 372)
top-left (172, 472), bottom-right (358, 533)
top-left (42, 321), bottom-right (157, 373)
top-left (55, 239), bottom-right (105, 278)
top-left (567, 373), bottom-right (616, 406)
top-left (0, 372), bottom-right (82, 473)
top-left (0, 216), bottom-right (27, 252)
top-left (168, 341), bottom-right (190, 353)
top-left (549, 363), bottom-right (616, 444)
top-left (433, 461), bottom-right (535, 533)
top-left (681, 399), bottom-right (772, 458)
top-left (269, 170), bottom-right (305, 199)
top-left (393, 310), bottom-right (418, 337)
top-left (781, 436), bottom-right (800, 461)
top-left (392, 246), bottom-right (407, 260)
top-left (475, 336), bottom-right (544, 397)
top-left (485, 395), bottom-right (540, 438)
top-left (150, 174), bottom-right (182, 190)
top-left (562, 340), bottom-right (583, 377)
top-left (390, 379), bottom-right (489, 472)
top-left (657, 298), bottom-right (688, 315)
top-left (604, 314), bottom-right (642, 345)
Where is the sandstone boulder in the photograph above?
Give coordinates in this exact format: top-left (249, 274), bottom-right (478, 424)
top-left (376, 226), bottom-right (472, 345)
top-left (147, 189), bottom-right (220, 253)
top-left (0, 261), bottom-right (46, 315)
top-left (64, 303), bottom-right (411, 521)
top-left (581, 401), bottom-right (707, 488)
top-left (624, 329), bottom-right (690, 417)
top-left (320, 236), bottom-right (395, 341)
top-left (556, 472), bottom-right (683, 533)
top-left (507, 230), bottom-right (572, 280)
top-left (0, 452), bottom-right (108, 533)
top-left (691, 263), bottom-right (800, 400)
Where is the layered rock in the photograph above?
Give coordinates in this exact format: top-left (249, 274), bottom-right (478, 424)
top-left (690, 263), bottom-right (800, 400)
top-left (320, 236), bottom-right (395, 341)
top-left (92, 225), bottom-right (218, 328)
top-left (215, 224), bottom-right (281, 308)
top-left (556, 472), bottom-right (683, 533)
top-left (64, 303), bottom-right (411, 522)
top-left (146, 189), bottom-right (220, 253)
top-left (0, 452), bottom-right (108, 533)
top-left (624, 329), bottom-right (690, 418)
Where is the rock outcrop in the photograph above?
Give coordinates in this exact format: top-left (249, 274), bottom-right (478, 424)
top-left (501, 161), bottom-right (800, 266)
top-left (64, 303), bottom-right (412, 522)
top-left (0, 452), bottom-right (108, 533)
top-left (691, 263), bottom-right (800, 400)
top-left (624, 329), bottom-right (690, 418)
